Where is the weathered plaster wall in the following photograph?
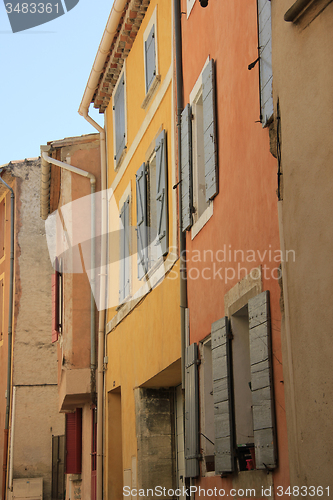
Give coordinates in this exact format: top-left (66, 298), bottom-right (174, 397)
top-left (272, 0), bottom-right (333, 488)
top-left (8, 159), bottom-right (64, 500)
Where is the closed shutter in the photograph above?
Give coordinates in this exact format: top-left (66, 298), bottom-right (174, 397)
top-left (155, 130), bottom-right (168, 256)
top-left (212, 317), bottom-right (234, 474)
top-left (145, 24), bottom-right (156, 92)
top-left (65, 409), bottom-right (82, 474)
top-left (248, 291), bottom-right (277, 469)
top-left (119, 198), bottom-right (130, 302)
top-left (185, 343), bottom-right (199, 478)
top-left (52, 435), bottom-right (65, 499)
top-left (181, 104), bottom-right (193, 232)
top-left (136, 163), bottom-right (148, 279)
top-left (52, 271), bottom-right (59, 343)
top-left (203, 59), bottom-right (218, 202)
top-left (257, 0), bottom-right (273, 126)
top-left (114, 73), bottom-right (126, 165)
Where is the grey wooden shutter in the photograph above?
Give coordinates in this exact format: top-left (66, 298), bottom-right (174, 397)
top-left (155, 129), bottom-right (168, 256)
top-left (257, 0), bottom-right (273, 126)
top-left (248, 290), bottom-right (277, 469)
top-left (114, 72), bottom-right (126, 165)
top-left (119, 197), bottom-right (130, 302)
top-left (185, 343), bottom-right (199, 478)
top-left (203, 59), bottom-right (218, 202)
top-left (181, 104), bottom-right (193, 232)
top-left (136, 163), bottom-right (148, 279)
top-left (211, 317), bottom-right (234, 474)
top-left (145, 24), bottom-right (156, 92)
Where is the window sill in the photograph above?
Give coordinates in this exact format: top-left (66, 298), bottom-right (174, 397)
top-left (191, 202), bottom-right (213, 240)
top-left (141, 75), bottom-right (161, 110)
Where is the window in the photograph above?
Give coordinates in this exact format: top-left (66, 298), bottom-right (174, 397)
top-left (181, 59), bottom-right (218, 234)
top-left (52, 262), bottom-right (63, 343)
top-left (145, 24), bottom-right (156, 93)
top-left (257, 0), bottom-right (273, 126)
top-left (119, 196), bottom-right (131, 303)
top-left (136, 130), bottom-right (168, 280)
top-left (65, 408), bottom-right (82, 475)
top-left (142, 8), bottom-right (160, 109)
top-left (184, 291), bottom-right (277, 477)
top-left (113, 70), bottom-right (126, 168)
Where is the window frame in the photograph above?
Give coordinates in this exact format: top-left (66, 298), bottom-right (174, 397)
top-left (112, 64), bottom-right (127, 170)
top-left (142, 7), bottom-right (160, 109)
top-left (189, 57), bottom-right (214, 239)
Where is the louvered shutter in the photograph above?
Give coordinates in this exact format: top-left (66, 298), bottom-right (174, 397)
top-left (145, 24), bottom-right (156, 92)
top-left (212, 317), bottom-right (234, 474)
top-left (257, 0), bottom-right (273, 126)
top-left (248, 291), bottom-right (277, 469)
top-left (136, 163), bottom-right (148, 279)
top-left (52, 271), bottom-right (59, 343)
top-left (203, 59), bottom-right (218, 202)
top-left (119, 198), bottom-right (130, 302)
top-left (65, 408), bottom-right (82, 474)
top-left (155, 130), bottom-right (168, 256)
top-left (185, 343), bottom-right (199, 478)
top-left (181, 104), bottom-right (193, 232)
top-left (114, 73), bottom-right (126, 165)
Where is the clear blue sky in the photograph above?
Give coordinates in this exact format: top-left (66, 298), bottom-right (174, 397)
top-left (0, 0), bottom-right (113, 165)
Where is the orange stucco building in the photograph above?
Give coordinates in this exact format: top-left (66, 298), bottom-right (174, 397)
top-left (180, 0), bottom-right (290, 497)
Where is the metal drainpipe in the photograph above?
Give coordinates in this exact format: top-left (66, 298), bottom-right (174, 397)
top-left (0, 173), bottom-right (14, 500)
top-left (174, 0), bottom-right (187, 389)
top-left (40, 149), bottom-right (97, 398)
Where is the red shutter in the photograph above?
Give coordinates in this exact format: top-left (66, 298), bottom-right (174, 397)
top-left (52, 271), bottom-right (59, 343)
top-left (65, 408), bottom-right (82, 474)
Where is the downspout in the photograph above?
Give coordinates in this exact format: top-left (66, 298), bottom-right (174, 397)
top-left (8, 385), bottom-right (16, 492)
top-left (0, 173), bottom-right (14, 500)
top-left (40, 148), bottom-right (97, 397)
top-left (174, 0), bottom-right (187, 389)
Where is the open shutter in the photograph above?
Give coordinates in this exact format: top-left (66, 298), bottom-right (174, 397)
top-left (185, 343), bottom-right (199, 478)
top-left (212, 317), bottom-right (234, 474)
top-left (181, 104), bottom-right (193, 232)
top-left (136, 163), bottom-right (148, 279)
top-left (119, 198), bottom-right (130, 302)
top-left (52, 271), bottom-right (59, 343)
top-left (203, 59), bottom-right (218, 202)
top-left (65, 408), bottom-right (82, 474)
top-left (257, 0), bottom-right (273, 126)
top-left (145, 24), bottom-right (156, 92)
top-left (248, 291), bottom-right (277, 469)
top-left (155, 130), bottom-right (168, 256)
top-left (114, 73), bottom-right (126, 165)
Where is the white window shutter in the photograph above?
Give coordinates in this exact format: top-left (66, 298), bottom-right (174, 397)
top-left (181, 104), bottom-right (193, 232)
top-left (114, 73), bottom-right (126, 165)
top-left (155, 129), bottom-right (168, 256)
top-left (136, 163), bottom-right (148, 280)
top-left (258, 0), bottom-right (274, 126)
top-left (212, 317), bottom-right (234, 474)
top-left (185, 343), bottom-right (200, 478)
top-left (248, 291), bottom-right (277, 469)
top-left (203, 59), bottom-right (218, 203)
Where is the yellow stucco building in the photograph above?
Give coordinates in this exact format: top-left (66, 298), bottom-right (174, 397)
top-left (85, 0), bottom-right (184, 497)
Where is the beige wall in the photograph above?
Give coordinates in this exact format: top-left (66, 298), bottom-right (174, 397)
top-left (272, 0), bottom-right (333, 488)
